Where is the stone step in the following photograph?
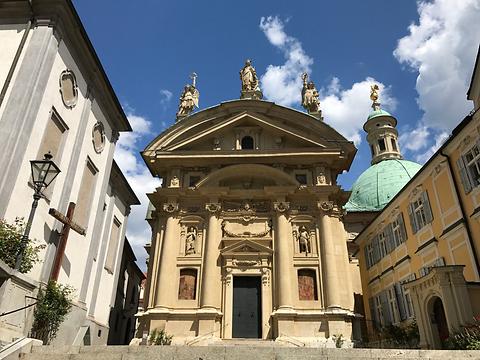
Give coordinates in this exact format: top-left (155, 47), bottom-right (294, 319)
top-left (20, 345), bottom-right (480, 360)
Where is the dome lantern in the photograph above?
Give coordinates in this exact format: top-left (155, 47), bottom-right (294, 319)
top-left (364, 85), bottom-right (403, 165)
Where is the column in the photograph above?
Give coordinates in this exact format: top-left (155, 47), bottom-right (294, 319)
top-left (201, 202), bottom-right (222, 309)
top-left (274, 201), bottom-right (293, 309)
top-left (318, 201), bottom-right (341, 309)
top-left (154, 202), bottom-right (179, 308)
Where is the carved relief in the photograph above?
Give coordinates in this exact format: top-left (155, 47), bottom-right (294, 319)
top-left (92, 122), bottom-right (105, 153)
top-left (315, 166), bottom-right (328, 185)
top-left (59, 69), bottom-right (78, 108)
top-left (185, 226), bottom-right (197, 255)
top-left (163, 202), bottom-right (178, 213)
top-left (318, 201), bottom-right (334, 212)
top-left (221, 220), bottom-right (271, 238)
top-left (205, 203), bottom-right (221, 213)
top-left (168, 176), bottom-right (179, 188)
top-left (273, 201), bottom-right (290, 213)
top-left (262, 268), bottom-right (270, 286)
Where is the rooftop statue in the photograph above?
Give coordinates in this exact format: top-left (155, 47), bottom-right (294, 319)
top-left (176, 73), bottom-right (199, 120)
top-left (370, 84), bottom-right (381, 110)
top-left (301, 72), bottom-right (321, 116)
top-left (240, 59), bottom-right (263, 99)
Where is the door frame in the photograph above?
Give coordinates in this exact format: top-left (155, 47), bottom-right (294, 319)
top-left (221, 258), bottom-right (272, 339)
top-left (232, 275), bottom-right (262, 338)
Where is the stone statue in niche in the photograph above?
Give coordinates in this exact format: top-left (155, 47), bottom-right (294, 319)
top-left (185, 226), bottom-right (197, 255)
top-left (294, 225), bottom-right (311, 253)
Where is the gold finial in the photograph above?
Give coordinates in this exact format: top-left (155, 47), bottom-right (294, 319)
top-left (370, 84), bottom-right (380, 110)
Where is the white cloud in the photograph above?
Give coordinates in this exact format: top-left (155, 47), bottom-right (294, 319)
top-left (259, 16), bottom-right (313, 107)
top-left (394, 0), bottom-right (480, 130)
top-left (414, 131), bottom-right (449, 163)
top-left (399, 126), bottom-right (430, 152)
top-left (115, 110), bottom-right (161, 269)
top-left (160, 89), bottom-right (173, 104)
top-left (321, 78), bottom-right (397, 145)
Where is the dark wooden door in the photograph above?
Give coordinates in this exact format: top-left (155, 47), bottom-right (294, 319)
top-left (232, 276), bottom-right (262, 338)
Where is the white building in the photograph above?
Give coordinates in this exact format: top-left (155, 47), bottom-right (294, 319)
top-left (0, 0), bottom-right (139, 345)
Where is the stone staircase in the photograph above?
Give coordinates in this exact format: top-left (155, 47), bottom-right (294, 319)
top-left (9, 344), bottom-right (480, 360)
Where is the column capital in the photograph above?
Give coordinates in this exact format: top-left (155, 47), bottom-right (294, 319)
top-left (273, 201), bottom-right (290, 213)
top-left (317, 201), bottom-right (344, 218)
top-left (205, 202), bottom-right (221, 213)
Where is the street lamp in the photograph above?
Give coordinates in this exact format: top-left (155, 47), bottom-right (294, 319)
top-left (15, 152), bottom-right (60, 270)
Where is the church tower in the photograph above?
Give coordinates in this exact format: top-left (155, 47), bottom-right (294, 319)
top-left (345, 85), bottom-right (422, 212)
top-left (365, 85), bottom-right (403, 165)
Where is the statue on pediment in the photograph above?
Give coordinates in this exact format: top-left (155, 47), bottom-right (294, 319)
top-left (176, 73), bottom-right (199, 120)
top-left (240, 59), bottom-right (263, 99)
top-left (301, 72), bottom-right (321, 115)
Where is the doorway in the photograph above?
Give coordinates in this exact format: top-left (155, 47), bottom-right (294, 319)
top-left (430, 296), bottom-right (449, 348)
top-left (232, 276), bottom-right (262, 338)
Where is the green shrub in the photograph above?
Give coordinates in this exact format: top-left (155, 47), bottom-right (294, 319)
top-left (31, 281), bottom-right (74, 344)
top-left (445, 317), bottom-right (480, 350)
top-left (332, 333), bottom-right (345, 348)
top-left (0, 218), bottom-right (45, 273)
top-left (381, 321), bottom-right (420, 348)
top-left (149, 328), bottom-right (173, 345)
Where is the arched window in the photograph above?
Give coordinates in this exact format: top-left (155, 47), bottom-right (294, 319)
top-left (241, 136), bottom-right (254, 149)
top-left (297, 269), bottom-right (318, 300)
top-left (178, 268), bottom-right (197, 300)
top-left (391, 138), bottom-right (398, 151)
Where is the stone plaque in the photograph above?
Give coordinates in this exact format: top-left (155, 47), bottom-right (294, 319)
top-left (92, 122), bottom-right (106, 153)
top-left (298, 269), bottom-right (317, 300)
top-left (178, 269), bottom-right (197, 300)
top-left (59, 69), bottom-right (78, 108)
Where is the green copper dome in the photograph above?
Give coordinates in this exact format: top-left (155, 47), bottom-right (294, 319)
top-left (367, 108), bottom-right (392, 121)
top-left (345, 159), bottom-right (422, 212)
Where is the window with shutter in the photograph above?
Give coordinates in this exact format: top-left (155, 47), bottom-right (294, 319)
top-left (380, 291), bottom-right (392, 326)
top-left (394, 283), bottom-right (407, 321)
top-left (408, 203), bottom-right (418, 234)
top-left (378, 231), bottom-right (387, 258)
top-left (398, 213), bottom-right (407, 244)
top-left (457, 157), bottom-right (473, 193)
top-left (369, 297), bottom-right (379, 330)
top-left (422, 191), bottom-right (434, 224)
top-left (372, 236), bottom-right (380, 264)
top-left (364, 246), bottom-right (371, 269)
top-left (385, 224), bottom-right (395, 252)
top-left (464, 143), bottom-right (480, 188)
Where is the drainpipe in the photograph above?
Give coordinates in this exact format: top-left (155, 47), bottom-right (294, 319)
top-left (439, 124), bottom-right (480, 276)
top-left (0, 0), bottom-right (34, 109)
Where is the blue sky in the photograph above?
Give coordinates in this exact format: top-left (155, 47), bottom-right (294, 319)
top-left (72, 0), bottom-right (480, 267)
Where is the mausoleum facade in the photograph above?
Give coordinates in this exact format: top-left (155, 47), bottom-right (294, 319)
top-left (136, 75), bottom-right (362, 345)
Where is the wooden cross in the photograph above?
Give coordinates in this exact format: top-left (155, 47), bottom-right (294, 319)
top-left (48, 202), bottom-right (86, 281)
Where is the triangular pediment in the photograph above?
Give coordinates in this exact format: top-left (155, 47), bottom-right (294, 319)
top-left (221, 239), bottom-right (273, 255)
top-left (163, 111), bottom-right (328, 152)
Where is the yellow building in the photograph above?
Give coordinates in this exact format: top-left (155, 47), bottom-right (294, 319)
top-left (354, 47), bottom-right (480, 349)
